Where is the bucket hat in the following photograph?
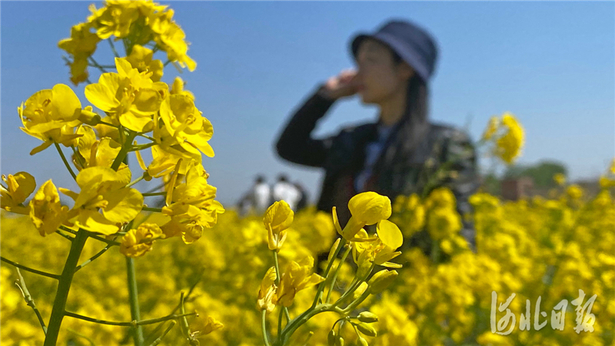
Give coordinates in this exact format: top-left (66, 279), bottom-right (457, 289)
top-left (350, 19), bottom-right (439, 83)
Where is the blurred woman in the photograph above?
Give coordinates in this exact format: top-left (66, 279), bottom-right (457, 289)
top-left (275, 19), bottom-right (480, 252)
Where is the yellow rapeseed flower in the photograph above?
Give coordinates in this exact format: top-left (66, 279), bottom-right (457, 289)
top-left (120, 223), bottom-right (163, 257)
top-left (18, 84), bottom-right (83, 155)
top-left (190, 315), bottom-right (224, 338)
top-left (58, 22), bottom-right (101, 85)
top-left (263, 200), bottom-right (294, 251)
top-left (159, 93), bottom-right (215, 157)
top-left (126, 44), bottom-right (164, 82)
top-left (1, 172), bottom-right (36, 214)
top-left (162, 160), bottom-right (224, 243)
top-left (340, 191), bottom-right (391, 240)
top-left (29, 180), bottom-right (69, 236)
top-left (495, 112), bottom-right (524, 164)
top-left (427, 208), bottom-right (462, 241)
top-left (257, 266), bottom-right (277, 313)
top-left (481, 116), bottom-right (499, 141)
top-left (85, 57), bottom-right (166, 133)
top-left (60, 166), bottom-right (143, 235)
top-left (87, 1), bottom-right (141, 39)
top-left (553, 173), bottom-right (566, 186)
top-left (274, 256), bottom-right (325, 307)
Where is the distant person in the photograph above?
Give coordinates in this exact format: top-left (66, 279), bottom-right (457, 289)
top-left (272, 174), bottom-right (301, 211)
top-left (275, 19), bottom-right (481, 252)
top-left (294, 182), bottom-right (309, 212)
top-left (251, 175), bottom-right (272, 213)
top-left (237, 175), bottom-right (272, 215)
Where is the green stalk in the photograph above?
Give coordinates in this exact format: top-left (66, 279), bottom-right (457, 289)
top-left (262, 310), bottom-right (271, 346)
top-left (44, 229), bottom-right (89, 346)
top-left (326, 245), bottom-right (351, 303)
top-left (311, 238), bottom-right (346, 307)
top-left (126, 257), bottom-right (144, 346)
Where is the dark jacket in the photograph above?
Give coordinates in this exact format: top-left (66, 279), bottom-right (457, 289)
top-left (275, 85), bottom-right (481, 251)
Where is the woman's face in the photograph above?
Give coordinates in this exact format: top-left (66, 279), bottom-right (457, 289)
top-left (355, 38), bottom-right (413, 104)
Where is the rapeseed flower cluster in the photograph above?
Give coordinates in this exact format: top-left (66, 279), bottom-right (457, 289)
top-left (59, 0), bottom-right (196, 85)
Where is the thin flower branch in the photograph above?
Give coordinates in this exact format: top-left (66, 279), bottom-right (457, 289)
top-left (64, 311), bottom-right (198, 326)
top-left (1, 256), bottom-right (61, 280)
top-left (74, 243), bottom-right (115, 272)
top-left (14, 267), bottom-right (48, 334)
top-left (55, 143), bottom-right (77, 180)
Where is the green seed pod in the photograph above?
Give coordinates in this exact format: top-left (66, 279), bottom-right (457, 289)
top-left (353, 282), bottom-right (369, 300)
top-left (355, 322), bottom-right (378, 337)
top-left (328, 238), bottom-right (341, 262)
top-left (357, 311), bottom-right (379, 323)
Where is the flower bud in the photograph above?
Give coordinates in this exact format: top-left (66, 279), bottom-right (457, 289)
top-left (367, 270), bottom-right (398, 294)
top-left (357, 311), bottom-right (379, 323)
top-left (355, 322), bottom-right (377, 337)
top-left (78, 106), bottom-right (101, 125)
top-left (357, 336), bottom-right (369, 346)
top-left (263, 200), bottom-right (293, 233)
top-left (263, 200), bottom-right (294, 251)
top-left (348, 192), bottom-right (392, 225)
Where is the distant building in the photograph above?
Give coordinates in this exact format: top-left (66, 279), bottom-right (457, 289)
top-left (501, 177), bottom-right (534, 201)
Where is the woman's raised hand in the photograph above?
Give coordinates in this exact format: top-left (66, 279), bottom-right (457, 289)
top-left (319, 68), bottom-right (359, 100)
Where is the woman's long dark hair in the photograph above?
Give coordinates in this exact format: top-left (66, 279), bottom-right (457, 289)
top-left (389, 50), bottom-right (430, 157)
top-left (391, 50), bottom-right (428, 123)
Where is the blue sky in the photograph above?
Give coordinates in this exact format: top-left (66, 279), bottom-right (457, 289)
top-left (1, 1), bottom-right (614, 206)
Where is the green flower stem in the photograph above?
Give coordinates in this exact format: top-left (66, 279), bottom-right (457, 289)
top-left (430, 240), bottom-right (440, 264)
top-left (341, 289), bottom-right (371, 314)
top-left (262, 310), bottom-right (271, 346)
top-left (108, 38), bottom-right (120, 58)
top-left (311, 238), bottom-right (346, 307)
top-left (272, 251), bottom-right (282, 285)
top-left (74, 243), bottom-right (115, 272)
top-left (127, 175), bottom-right (145, 188)
top-left (14, 267), bottom-right (48, 334)
top-left (64, 311), bottom-right (196, 326)
top-left (278, 304), bottom-right (345, 346)
top-left (1, 256), bottom-right (60, 280)
top-left (277, 307), bottom-right (284, 343)
top-left (99, 121), bottom-right (119, 128)
top-left (55, 230), bottom-right (74, 242)
top-left (335, 277), bottom-right (359, 306)
top-left (111, 130), bottom-right (137, 171)
top-left (333, 263), bottom-right (374, 309)
top-left (128, 142), bottom-right (156, 152)
top-left (137, 133), bottom-right (156, 142)
top-left (44, 229), bottom-right (89, 346)
top-left (146, 320), bottom-right (176, 346)
top-left (88, 56), bottom-right (108, 73)
top-left (58, 226), bottom-right (77, 234)
top-left (325, 245), bottom-right (351, 303)
top-left (272, 251), bottom-right (290, 339)
top-left (70, 145), bottom-right (86, 170)
top-left (126, 257), bottom-right (144, 346)
top-left (54, 142), bottom-right (77, 180)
